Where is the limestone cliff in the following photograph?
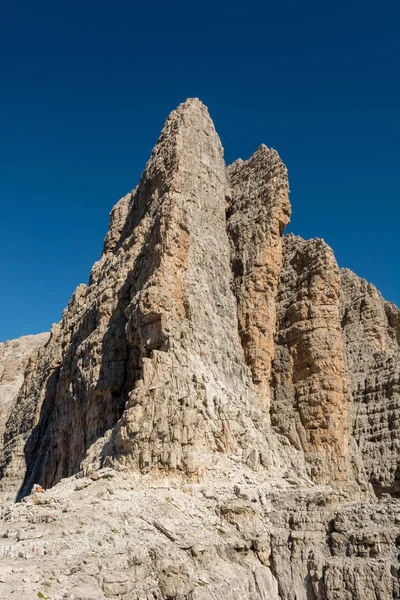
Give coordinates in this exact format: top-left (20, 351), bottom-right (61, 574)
top-left (271, 235), bottom-right (355, 485)
top-left (0, 99), bottom-right (399, 600)
top-left (227, 146), bottom-right (291, 403)
top-left (0, 333), bottom-right (48, 451)
top-left (0, 100), bottom-right (269, 500)
top-left (341, 268), bottom-right (400, 495)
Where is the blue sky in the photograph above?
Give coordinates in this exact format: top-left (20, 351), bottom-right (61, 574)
top-left (1, 0), bottom-right (399, 341)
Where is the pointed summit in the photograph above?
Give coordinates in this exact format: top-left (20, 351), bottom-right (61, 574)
top-left (1, 100), bottom-right (399, 600)
top-left (1, 99), bottom-right (267, 498)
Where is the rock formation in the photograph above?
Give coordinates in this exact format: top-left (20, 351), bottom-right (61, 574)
top-left (227, 146), bottom-right (291, 403)
top-left (271, 235), bottom-right (355, 485)
top-left (0, 99), bottom-right (398, 599)
top-left (341, 268), bottom-right (400, 496)
top-left (0, 333), bottom-right (48, 451)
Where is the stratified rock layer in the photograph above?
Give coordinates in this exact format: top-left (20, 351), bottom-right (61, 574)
top-left (272, 235), bottom-right (354, 485)
top-left (341, 268), bottom-right (400, 495)
top-left (227, 146), bottom-right (291, 403)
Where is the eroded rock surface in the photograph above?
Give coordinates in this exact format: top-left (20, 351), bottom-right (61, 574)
top-left (0, 333), bottom-right (48, 451)
top-left (227, 146), bottom-right (291, 403)
top-left (0, 99), bottom-right (399, 599)
top-left (112, 98), bottom-right (268, 478)
top-left (341, 268), bottom-right (400, 495)
top-left (0, 467), bottom-right (398, 600)
top-left (271, 235), bottom-right (356, 485)
top-left (0, 100), bottom-right (268, 502)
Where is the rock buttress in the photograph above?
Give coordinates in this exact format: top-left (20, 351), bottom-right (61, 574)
top-left (341, 268), bottom-right (400, 495)
top-left (227, 146), bottom-right (291, 405)
top-left (271, 235), bottom-right (355, 484)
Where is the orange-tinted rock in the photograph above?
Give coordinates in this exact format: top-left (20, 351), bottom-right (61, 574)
top-left (341, 268), bottom-right (400, 495)
top-left (227, 146), bottom-right (291, 403)
top-left (0, 99), bottom-right (267, 500)
top-left (272, 235), bottom-right (354, 484)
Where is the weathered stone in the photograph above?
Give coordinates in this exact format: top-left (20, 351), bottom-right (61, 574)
top-left (0, 98), bottom-right (398, 600)
top-left (227, 145), bottom-right (291, 404)
top-left (0, 99), bottom-right (266, 501)
top-left (341, 268), bottom-right (400, 495)
top-left (271, 235), bottom-right (355, 485)
top-left (0, 333), bottom-right (48, 454)
top-left (112, 99), bottom-right (267, 475)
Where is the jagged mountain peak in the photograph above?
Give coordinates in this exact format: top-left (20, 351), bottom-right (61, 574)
top-left (0, 100), bottom-right (398, 600)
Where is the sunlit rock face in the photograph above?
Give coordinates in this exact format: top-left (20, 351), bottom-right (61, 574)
top-left (0, 99), bottom-right (398, 600)
top-left (271, 235), bottom-right (355, 485)
top-left (341, 268), bottom-right (400, 495)
top-left (227, 145), bottom-right (291, 404)
top-left (0, 100), bottom-right (269, 500)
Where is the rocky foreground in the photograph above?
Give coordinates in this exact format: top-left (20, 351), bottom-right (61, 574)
top-left (0, 99), bottom-right (399, 599)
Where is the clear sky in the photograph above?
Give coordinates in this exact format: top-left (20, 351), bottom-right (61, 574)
top-left (1, 1), bottom-right (399, 342)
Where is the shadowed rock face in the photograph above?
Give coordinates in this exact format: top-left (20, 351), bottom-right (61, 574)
top-left (0, 333), bottom-right (49, 450)
top-left (341, 268), bottom-right (400, 495)
top-left (0, 99), bottom-right (399, 600)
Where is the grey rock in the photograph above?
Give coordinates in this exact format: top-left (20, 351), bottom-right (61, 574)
top-left (0, 333), bottom-right (49, 453)
top-left (341, 268), bottom-right (400, 495)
